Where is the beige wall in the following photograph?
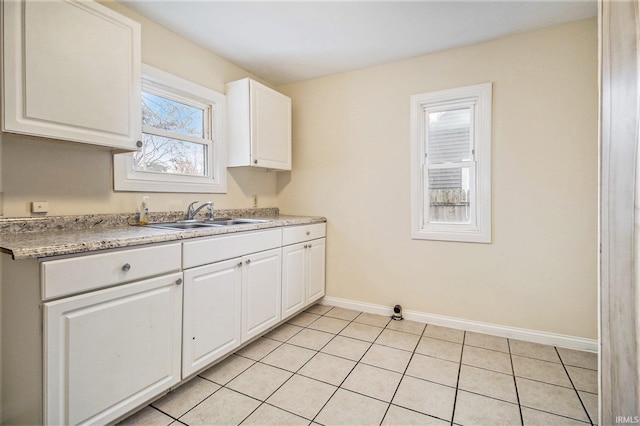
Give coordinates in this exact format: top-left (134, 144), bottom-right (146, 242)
top-left (0, 1), bottom-right (278, 218)
top-left (276, 19), bottom-right (598, 339)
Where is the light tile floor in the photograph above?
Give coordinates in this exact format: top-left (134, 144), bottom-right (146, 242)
top-left (120, 305), bottom-right (598, 426)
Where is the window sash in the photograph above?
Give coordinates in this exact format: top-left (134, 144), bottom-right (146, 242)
top-left (423, 162), bottom-right (477, 227)
top-left (424, 102), bottom-right (475, 166)
top-left (142, 86), bottom-right (211, 139)
top-left (135, 133), bottom-right (210, 177)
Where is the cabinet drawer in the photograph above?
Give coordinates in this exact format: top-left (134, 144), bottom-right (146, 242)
top-left (282, 223), bottom-right (326, 245)
top-left (183, 229), bottom-right (282, 269)
top-left (41, 243), bottom-right (182, 300)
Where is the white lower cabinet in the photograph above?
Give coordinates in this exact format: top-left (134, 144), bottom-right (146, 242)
top-left (182, 258), bottom-right (242, 377)
top-left (307, 239), bottom-right (327, 302)
top-left (181, 231), bottom-right (283, 377)
top-left (241, 248), bottom-right (282, 342)
top-left (282, 243), bottom-right (307, 316)
top-left (44, 272), bottom-right (183, 425)
top-left (282, 224), bottom-right (326, 319)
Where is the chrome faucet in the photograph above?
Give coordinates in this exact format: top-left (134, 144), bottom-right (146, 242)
top-left (186, 200), bottom-right (214, 221)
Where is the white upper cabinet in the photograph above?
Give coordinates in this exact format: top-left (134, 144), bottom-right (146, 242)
top-left (226, 78), bottom-right (291, 170)
top-left (2, 0), bottom-right (141, 150)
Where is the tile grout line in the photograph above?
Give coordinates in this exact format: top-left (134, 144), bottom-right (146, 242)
top-left (158, 382), bottom-right (229, 425)
top-left (146, 405), bottom-right (180, 424)
top-left (449, 330), bottom-right (467, 426)
top-left (507, 338), bottom-right (525, 426)
top-left (554, 346), bottom-right (595, 426)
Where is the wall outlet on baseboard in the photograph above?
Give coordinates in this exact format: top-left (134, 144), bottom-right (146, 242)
top-left (31, 201), bottom-right (49, 213)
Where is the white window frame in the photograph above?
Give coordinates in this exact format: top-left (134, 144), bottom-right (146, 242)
top-left (114, 64), bottom-right (227, 193)
top-left (410, 82), bottom-right (492, 243)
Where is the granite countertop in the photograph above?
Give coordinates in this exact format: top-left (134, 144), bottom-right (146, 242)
top-left (0, 208), bottom-right (326, 260)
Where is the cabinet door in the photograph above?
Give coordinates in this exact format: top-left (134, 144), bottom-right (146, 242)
top-left (250, 80), bottom-right (291, 170)
top-left (242, 248), bottom-right (282, 342)
top-left (2, 0), bottom-right (141, 150)
top-left (183, 258), bottom-right (242, 378)
top-left (307, 238), bottom-right (326, 303)
top-left (282, 242), bottom-right (306, 319)
top-left (44, 273), bottom-right (182, 425)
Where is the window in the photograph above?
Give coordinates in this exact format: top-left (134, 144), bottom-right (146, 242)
top-left (114, 65), bottom-right (227, 193)
top-left (410, 83), bottom-right (492, 243)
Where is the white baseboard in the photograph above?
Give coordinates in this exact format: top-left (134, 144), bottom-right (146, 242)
top-left (320, 296), bottom-right (598, 353)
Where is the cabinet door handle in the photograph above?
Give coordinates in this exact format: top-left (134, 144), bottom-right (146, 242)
top-left (304, 244), bottom-right (308, 249)
top-left (308, 244), bottom-right (312, 248)
top-left (121, 263), bottom-right (131, 272)
top-left (175, 278), bottom-right (183, 285)
top-left (253, 159), bottom-right (258, 164)
top-left (306, 231), bottom-right (311, 236)
top-left (245, 259), bottom-right (251, 265)
top-left (136, 140), bottom-right (143, 148)
top-left (237, 262), bottom-right (243, 268)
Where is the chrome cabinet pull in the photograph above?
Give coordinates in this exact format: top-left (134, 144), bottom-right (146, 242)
top-left (237, 262), bottom-right (243, 268)
top-left (136, 140), bottom-right (143, 148)
top-left (245, 259), bottom-right (251, 265)
top-left (175, 278), bottom-right (183, 285)
top-left (122, 263), bottom-right (131, 272)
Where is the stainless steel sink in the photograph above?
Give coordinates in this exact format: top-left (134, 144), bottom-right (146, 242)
top-left (211, 219), bottom-right (270, 226)
top-left (147, 222), bottom-right (223, 230)
top-left (147, 218), bottom-right (269, 230)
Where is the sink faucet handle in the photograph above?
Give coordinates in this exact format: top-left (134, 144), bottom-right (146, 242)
top-left (186, 200), bottom-right (200, 219)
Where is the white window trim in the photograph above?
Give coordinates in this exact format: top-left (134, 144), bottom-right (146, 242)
top-left (410, 82), bottom-right (492, 243)
top-left (114, 64), bottom-right (227, 193)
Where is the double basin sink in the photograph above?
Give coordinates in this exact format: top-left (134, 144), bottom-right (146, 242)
top-left (147, 218), bottom-right (269, 231)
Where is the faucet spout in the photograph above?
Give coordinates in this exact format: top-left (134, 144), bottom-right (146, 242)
top-left (186, 201), bottom-right (214, 221)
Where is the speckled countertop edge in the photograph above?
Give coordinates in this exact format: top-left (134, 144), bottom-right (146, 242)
top-left (0, 208), bottom-right (326, 260)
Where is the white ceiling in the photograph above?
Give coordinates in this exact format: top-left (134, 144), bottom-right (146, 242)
top-left (122, 0), bottom-right (597, 85)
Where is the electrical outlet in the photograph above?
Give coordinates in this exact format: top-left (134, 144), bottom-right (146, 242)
top-left (31, 201), bottom-right (49, 213)
top-left (252, 195), bottom-right (258, 208)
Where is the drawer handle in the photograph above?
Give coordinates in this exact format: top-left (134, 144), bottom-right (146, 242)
top-left (122, 263), bottom-right (131, 272)
top-left (237, 262), bottom-right (243, 268)
top-left (306, 231), bottom-right (311, 236)
top-left (309, 244), bottom-right (312, 248)
top-left (304, 244), bottom-right (308, 249)
top-left (175, 278), bottom-right (183, 285)
top-left (245, 259), bottom-right (251, 265)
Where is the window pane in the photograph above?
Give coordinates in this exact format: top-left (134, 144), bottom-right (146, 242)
top-left (142, 92), bottom-right (204, 138)
top-left (427, 168), bottom-right (471, 223)
top-left (134, 134), bottom-right (206, 176)
top-left (428, 108), bottom-right (471, 164)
